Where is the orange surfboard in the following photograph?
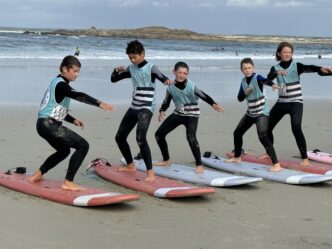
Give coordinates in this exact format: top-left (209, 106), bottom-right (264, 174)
top-left (0, 172), bottom-right (140, 206)
top-left (94, 163), bottom-right (215, 198)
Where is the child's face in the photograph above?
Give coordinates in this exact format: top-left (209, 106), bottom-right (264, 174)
top-left (173, 67), bottom-right (189, 82)
top-left (278, 46), bottom-right (293, 61)
top-left (61, 65), bottom-right (80, 81)
top-left (241, 63), bottom-right (254, 77)
top-left (128, 52), bottom-right (145, 65)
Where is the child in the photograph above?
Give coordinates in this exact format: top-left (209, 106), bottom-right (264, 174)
top-left (154, 61), bottom-right (224, 173)
top-left (111, 40), bottom-right (172, 182)
top-left (260, 42), bottom-right (332, 166)
top-left (29, 55), bottom-right (114, 191)
top-left (226, 58), bottom-right (282, 172)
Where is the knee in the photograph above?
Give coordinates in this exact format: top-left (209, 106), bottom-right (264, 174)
top-left (155, 130), bottom-right (164, 142)
top-left (136, 134), bottom-right (147, 147)
top-left (233, 129), bottom-right (241, 138)
top-left (80, 139), bottom-right (89, 152)
top-left (186, 134), bottom-right (197, 145)
top-left (258, 132), bottom-right (268, 143)
top-left (115, 132), bottom-right (123, 144)
top-left (59, 147), bottom-right (71, 158)
top-left (291, 124), bottom-right (302, 134)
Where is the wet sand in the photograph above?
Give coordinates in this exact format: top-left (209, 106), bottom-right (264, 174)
top-left (1, 100), bottom-right (332, 249)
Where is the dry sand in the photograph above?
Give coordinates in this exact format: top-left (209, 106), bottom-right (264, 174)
top-left (0, 100), bottom-right (332, 249)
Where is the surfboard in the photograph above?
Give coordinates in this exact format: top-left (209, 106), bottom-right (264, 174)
top-left (307, 149), bottom-right (332, 165)
top-left (226, 151), bottom-right (332, 175)
top-left (120, 158), bottom-right (263, 187)
top-left (202, 152), bottom-right (332, 185)
top-left (93, 162), bottom-right (215, 198)
top-left (0, 171), bottom-right (140, 206)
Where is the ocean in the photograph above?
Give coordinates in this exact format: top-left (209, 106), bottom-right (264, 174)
top-left (1, 29), bottom-right (332, 105)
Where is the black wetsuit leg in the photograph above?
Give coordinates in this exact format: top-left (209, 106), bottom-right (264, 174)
top-left (255, 115), bottom-right (279, 164)
top-left (115, 108), bottom-right (139, 166)
top-left (233, 114), bottom-right (255, 157)
top-left (37, 118), bottom-right (89, 181)
top-left (290, 103), bottom-right (307, 159)
top-left (136, 109), bottom-right (153, 170)
top-left (183, 116), bottom-right (201, 166)
top-left (115, 108), bottom-right (153, 170)
top-left (268, 102), bottom-right (307, 159)
top-left (155, 113), bottom-right (182, 161)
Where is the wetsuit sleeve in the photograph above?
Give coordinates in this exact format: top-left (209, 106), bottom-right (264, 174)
top-left (257, 74), bottom-right (274, 87)
top-left (64, 114), bottom-right (75, 123)
top-left (159, 90), bottom-right (172, 112)
top-left (55, 82), bottom-right (101, 107)
top-left (267, 66), bottom-right (278, 81)
top-left (151, 65), bottom-right (169, 83)
top-left (193, 85), bottom-right (216, 106)
top-left (237, 84), bottom-right (246, 102)
top-left (110, 67), bottom-right (131, 82)
top-left (296, 62), bottom-right (322, 75)
top-left (296, 62), bottom-right (332, 76)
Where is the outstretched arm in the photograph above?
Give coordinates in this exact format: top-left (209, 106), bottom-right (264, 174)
top-left (151, 65), bottom-right (173, 85)
top-left (111, 66), bottom-right (131, 82)
top-left (194, 85), bottom-right (224, 112)
top-left (297, 62), bottom-right (332, 75)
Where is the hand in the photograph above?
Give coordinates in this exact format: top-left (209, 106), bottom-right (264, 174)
top-left (158, 111), bottom-right (166, 122)
top-left (320, 67), bottom-right (332, 74)
top-left (99, 102), bottom-right (114, 112)
top-left (115, 66), bottom-right (126, 73)
top-left (164, 79), bottom-right (174, 85)
top-left (245, 87), bottom-right (253, 95)
top-left (73, 119), bottom-right (84, 129)
top-left (272, 83), bottom-right (280, 91)
top-left (212, 103), bottom-right (224, 113)
top-left (276, 70), bottom-right (287, 76)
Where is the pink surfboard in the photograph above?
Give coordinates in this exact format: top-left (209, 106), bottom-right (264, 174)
top-left (94, 163), bottom-right (216, 198)
top-left (226, 152), bottom-right (332, 175)
top-left (308, 150), bottom-right (332, 165)
top-left (0, 172), bottom-right (140, 206)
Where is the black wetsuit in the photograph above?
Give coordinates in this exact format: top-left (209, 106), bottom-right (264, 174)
top-left (233, 74), bottom-right (279, 164)
top-left (37, 75), bottom-right (100, 181)
top-left (267, 60), bottom-right (329, 159)
top-left (111, 60), bottom-right (168, 170)
top-left (155, 80), bottom-right (216, 166)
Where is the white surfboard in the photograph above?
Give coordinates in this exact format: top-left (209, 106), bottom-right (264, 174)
top-left (120, 158), bottom-right (262, 187)
top-left (202, 152), bottom-right (332, 185)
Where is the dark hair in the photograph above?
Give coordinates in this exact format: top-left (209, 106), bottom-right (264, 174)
top-left (60, 55), bottom-right (81, 72)
top-left (240, 58), bottom-right (254, 68)
top-left (126, 40), bottom-right (145, 54)
top-left (174, 61), bottom-right (189, 71)
top-left (275, 42), bottom-right (293, 61)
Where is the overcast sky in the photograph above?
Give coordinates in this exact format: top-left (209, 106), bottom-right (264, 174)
top-left (1, 0), bottom-right (331, 37)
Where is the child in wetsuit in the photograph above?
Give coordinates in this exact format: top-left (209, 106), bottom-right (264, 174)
top-left (29, 55), bottom-right (114, 191)
top-left (154, 61), bottom-right (224, 173)
top-left (260, 42), bottom-right (332, 166)
top-left (226, 58), bottom-right (282, 172)
top-left (110, 40), bottom-right (172, 182)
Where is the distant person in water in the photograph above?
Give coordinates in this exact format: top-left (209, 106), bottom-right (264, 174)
top-left (110, 40), bottom-right (172, 182)
top-left (29, 55), bottom-right (114, 191)
top-left (74, 46), bottom-right (80, 56)
top-left (259, 42), bottom-right (332, 166)
top-left (154, 61), bottom-right (224, 173)
top-left (225, 58), bottom-right (282, 172)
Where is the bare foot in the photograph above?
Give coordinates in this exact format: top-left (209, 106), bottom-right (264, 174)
top-left (62, 180), bottom-right (86, 191)
top-left (153, 160), bottom-right (171, 166)
top-left (258, 154), bottom-right (270, 160)
top-left (145, 170), bottom-right (156, 182)
top-left (270, 163), bottom-right (282, 172)
top-left (195, 165), bottom-right (204, 174)
top-left (28, 170), bottom-right (43, 183)
top-left (300, 159), bottom-right (311, 167)
top-left (225, 157), bottom-right (241, 163)
top-left (118, 162), bottom-right (136, 172)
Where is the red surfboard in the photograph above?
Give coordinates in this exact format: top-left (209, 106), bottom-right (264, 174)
top-left (226, 152), bottom-right (332, 175)
top-left (94, 163), bottom-right (216, 198)
top-left (0, 172), bottom-right (140, 206)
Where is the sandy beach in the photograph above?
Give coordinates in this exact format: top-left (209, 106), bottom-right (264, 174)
top-left (1, 99), bottom-right (332, 249)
